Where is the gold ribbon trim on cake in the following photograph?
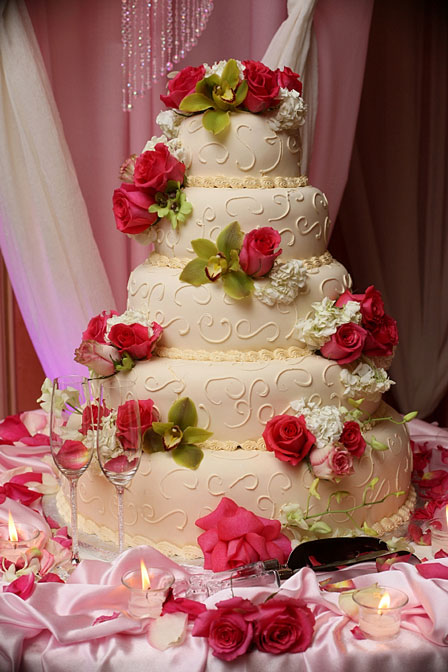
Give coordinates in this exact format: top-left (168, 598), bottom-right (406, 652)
top-left (185, 175), bottom-right (309, 189)
top-left (149, 251), bottom-right (333, 271)
top-left (154, 345), bottom-right (309, 362)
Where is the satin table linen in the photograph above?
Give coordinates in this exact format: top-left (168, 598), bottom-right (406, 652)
top-left (0, 413), bottom-right (448, 671)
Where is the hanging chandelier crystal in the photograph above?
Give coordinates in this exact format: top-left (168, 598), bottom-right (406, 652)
top-left (121, 0), bottom-right (214, 111)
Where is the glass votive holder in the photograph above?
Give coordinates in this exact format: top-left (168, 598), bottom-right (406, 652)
top-left (431, 505), bottom-right (448, 554)
top-left (353, 586), bottom-right (408, 640)
top-left (121, 566), bottom-right (174, 619)
top-left (0, 524), bottom-right (41, 564)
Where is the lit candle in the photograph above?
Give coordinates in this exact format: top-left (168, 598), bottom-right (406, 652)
top-left (431, 504), bottom-right (448, 554)
top-left (0, 512), bottom-right (40, 564)
top-left (121, 562), bottom-right (174, 619)
top-left (353, 586), bottom-right (408, 640)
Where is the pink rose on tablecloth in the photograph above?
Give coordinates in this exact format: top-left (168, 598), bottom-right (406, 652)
top-left (82, 309), bottom-right (118, 344)
top-left (276, 66), bottom-right (303, 94)
top-left (310, 444), bottom-right (353, 481)
top-left (320, 322), bottom-right (367, 365)
top-left (242, 60), bottom-right (280, 113)
top-left (253, 597), bottom-right (315, 654)
top-left (192, 597), bottom-right (257, 661)
top-left (56, 440), bottom-right (91, 471)
top-left (359, 285), bottom-right (385, 328)
top-left (263, 414), bottom-right (315, 466)
top-left (363, 314), bottom-right (399, 358)
top-left (113, 183), bottom-right (158, 235)
top-left (339, 421), bottom-right (366, 458)
top-left (133, 144), bottom-right (185, 193)
top-left (160, 64), bottom-right (206, 109)
top-left (196, 497), bottom-right (291, 572)
top-left (108, 321), bottom-right (163, 361)
top-left (74, 340), bottom-right (118, 377)
top-left (239, 227), bottom-right (282, 278)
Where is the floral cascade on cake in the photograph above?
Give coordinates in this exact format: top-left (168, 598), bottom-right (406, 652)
top-left (68, 59), bottom-right (416, 559)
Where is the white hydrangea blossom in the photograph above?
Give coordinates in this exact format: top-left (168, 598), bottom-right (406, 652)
top-left (156, 110), bottom-right (183, 139)
top-left (105, 309), bottom-right (152, 339)
top-left (340, 361), bottom-right (394, 398)
top-left (267, 88), bottom-right (307, 133)
top-left (205, 59), bottom-right (244, 79)
top-left (294, 297), bottom-right (361, 348)
top-left (253, 259), bottom-right (307, 306)
top-left (142, 134), bottom-right (185, 164)
top-left (290, 399), bottom-right (344, 449)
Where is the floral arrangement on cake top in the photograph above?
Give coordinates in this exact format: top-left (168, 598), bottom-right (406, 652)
top-left (74, 308), bottom-right (163, 377)
top-left (158, 58), bottom-right (306, 135)
top-left (112, 135), bottom-right (192, 242)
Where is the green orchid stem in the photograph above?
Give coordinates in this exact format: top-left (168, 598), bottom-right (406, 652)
top-left (367, 416), bottom-right (409, 426)
top-left (88, 372), bottom-right (118, 382)
top-left (66, 403), bottom-right (82, 414)
top-left (303, 489), bottom-right (403, 523)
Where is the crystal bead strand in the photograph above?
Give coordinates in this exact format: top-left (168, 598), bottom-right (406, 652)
top-left (121, 0), bottom-right (132, 110)
top-left (166, 0), bottom-right (174, 72)
top-left (144, 0), bottom-right (152, 91)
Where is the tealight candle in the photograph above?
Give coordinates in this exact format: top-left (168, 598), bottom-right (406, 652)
top-left (121, 562), bottom-right (174, 620)
top-left (353, 586), bottom-right (408, 640)
top-left (431, 504), bottom-right (448, 554)
top-left (0, 512), bottom-right (40, 564)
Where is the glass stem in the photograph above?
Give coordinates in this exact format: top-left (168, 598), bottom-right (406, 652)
top-left (69, 477), bottom-right (80, 564)
top-left (116, 485), bottom-right (125, 554)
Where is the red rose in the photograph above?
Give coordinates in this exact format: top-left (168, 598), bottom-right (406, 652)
top-left (253, 597), bottom-right (315, 654)
top-left (74, 340), bottom-right (118, 377)
top-left (239, 227), bottom-right (282, 278)
top-left (242, 60), bottom-right (280, 113)
top-left (196, 497), bottom-right (291, 572)
top-left (112, 183), bottom-right (157, 235)
top-left (263, 414), bottom-right (315, 466)
top-left (56, 440), bottom-right (91, 471)
top-left (133, 144), bottom-right (185, 193)
top-left (82, 310), bottom-right (118, 343)
top-left (276, 66), bottom-right (303, 94)
top-left (192, 597), bottom-right (256, 661)
top-left (160, 64), bottom-right (206, 109)
top-left (320, 322), bottom-right (367, 364)
top-left (116, 399), bottom-right (141, 451)
top-left (339, 421), bottom-right (366, 458)
top-left (108, 322), bottom-right (163, 361)
top-left (335, 288), bottom-right (365, 307)
top-left (359, 285), bottom-right (385, 328)
top-left (363, 314), bottom-right (399, 357)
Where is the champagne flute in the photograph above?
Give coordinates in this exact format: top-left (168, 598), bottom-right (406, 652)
top-left (49, 375), bottom-right (95, 565)
top-left (96, 380), bottom-right (142, 554)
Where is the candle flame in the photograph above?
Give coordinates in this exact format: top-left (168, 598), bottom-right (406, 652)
top-left (140, 560), bottom-right (151, 590)
top-left (8, 511), bottom-right (18, 542)
top-left (378, 592), bottom-right (390, 610)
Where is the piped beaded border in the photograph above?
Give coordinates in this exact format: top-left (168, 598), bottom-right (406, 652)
top-left (185, 175), bottom-right (308, 189)
top-left (148, 250), bottom-right (334, 271)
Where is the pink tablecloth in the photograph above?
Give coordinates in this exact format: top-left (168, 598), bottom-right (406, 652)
top-left (0, 412), bottom-right (448, 672)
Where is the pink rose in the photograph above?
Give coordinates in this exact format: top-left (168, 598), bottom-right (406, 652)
top-left (339, 421), bottom-right (366, 458)
top-left (253, 597), bottom-right (315, 654)
top-left (196, 497), bottom-right (291, 572)
top-left (242, 60), bottom-right (280, 113)
top-left (74, 340), bottom-right (118, 377)
top-left (56, 440), bottom-right (91, 471)
top-left (108, 321), bottom-right (163, 361)
top-left (239, 227), bottom-right (282, 278)
top-left (359, 285), bottom-right (385, 328)
top-left (81, 403), bottom-right (111, 435)
top-left (363, 314), bottom-right (399, 357)
top-left (116, 400), bottom-right (142, 450)
top-left (276, 66), bottom-right (303, 94)
top-left (320, 322), bottom-right (367, 364)
top-left (112, 183), bottom-right (158, 235)
top-left (192, 597), bottom-right (257, 661)
top-left (330, 447), bottom-right (354, 477)
top-left (160, 64), bottom-right (206, 109)
top-left (263, 414), bottom-right (315, 466)
top-left (335, 289), bottom-right (365, 307)
top-left (133, 144), bottom-right (185, 193)
top-left (310, 444), bottom-right (353, 480)
top-left (82, 309), bottom-right (118, 344)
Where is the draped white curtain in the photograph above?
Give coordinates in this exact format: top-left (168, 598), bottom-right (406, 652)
top-left (0, 0), bottom-right (115, 380)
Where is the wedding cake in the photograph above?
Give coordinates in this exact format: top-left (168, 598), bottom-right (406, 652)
top-left (67, 60), bottom-right (415, 558)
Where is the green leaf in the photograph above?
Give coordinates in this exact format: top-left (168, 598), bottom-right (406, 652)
top-left (182, 427), bottom-right (213, 444)
top-left (171, 444), bottom-right (204, 470)
top-left (142, 428), bottom-right (164, 453)
top-left (222, 270), bottom-right (254, 300)
top-left (179, 93), bottom-right (213, 113)
top-left (234, 79), bottom-right (248, 106)
top-left (191, 238), bottom-right (218, 260)
top-left (221, 59), bottom-right (240, 89)
top-left (309, 520), bottom-right (332, 535)
top-left (114, 353), bottom-right (135, 371)
top-left (370, 436), bottom-right (389, 451)
top-left (203, 108), bottom-right (230, 135)
top-left (179, 258), bottom-right (209, 286)
top-left (403, 411), bottom-right (418, 422)
top-left (348, 397), bottom-right (364, 408)
top-left (216, 221), bottom-right (243, 259)
top-left (168, 397), bottom-right (198, 430)
top-left (151, 421), bottom-right (174, 436)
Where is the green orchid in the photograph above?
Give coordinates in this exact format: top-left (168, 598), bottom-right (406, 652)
top-left (143, 397), bottom-right (212, 470)
top-left (179, 59), bottom-right (248, 134)
top-left (179, 221), bottom-right (254, 300)
top-left (148, 180), bottom-right (193, 230)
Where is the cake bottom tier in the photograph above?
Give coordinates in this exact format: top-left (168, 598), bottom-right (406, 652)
top-left (56, 405), bottom-right (414, 559)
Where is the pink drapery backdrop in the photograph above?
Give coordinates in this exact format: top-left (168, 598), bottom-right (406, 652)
top-left (0, 0), bottom-right (373, 412)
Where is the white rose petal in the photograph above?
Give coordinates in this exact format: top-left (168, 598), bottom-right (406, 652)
top-left (148, 613), bottom-right (188, 651)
